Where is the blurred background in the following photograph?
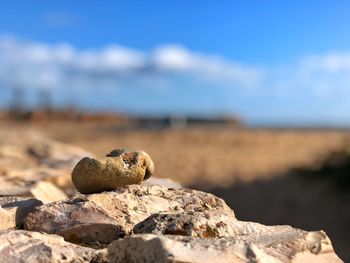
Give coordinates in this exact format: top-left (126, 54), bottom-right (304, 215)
top-left (0, 1), bottom-right (349, 261)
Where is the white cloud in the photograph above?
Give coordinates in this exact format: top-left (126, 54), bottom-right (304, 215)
top-left (152, 45), bottom-right (262, 87)
top-left (300, 52), bottom-right (350, 73)
top-left (75, 46), bottom-right (146, 73)
top-left (293, 53), bottom-right (350, 98)
top-left (1, 35), bottom-right (350, 122)
top-left (0, 36), bottom-right (263, 91)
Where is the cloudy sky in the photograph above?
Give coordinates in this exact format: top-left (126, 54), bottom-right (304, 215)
top-left (1, 1), bottom-right (350, 125)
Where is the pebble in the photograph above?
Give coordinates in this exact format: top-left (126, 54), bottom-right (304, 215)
top-left (71, 149), bottom-right (154, 194)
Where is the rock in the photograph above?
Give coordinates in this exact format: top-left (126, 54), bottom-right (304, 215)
top-left (143, 177), bottom-right (182, 189)
top-left (24, 184), bottom-right (235, 245)
top-left (29, 181), bottom-right (68, 204)
top-left (71, 149), bottom-right (155, 194)
top-left (108, 229), bottom-right (343, 263)
top-left (26, 136), bottom-right (92, 170)
top-left (0, 131), bottom-right (91, 172)
top-left (0, 177), bottom-right (31, 196)
top-left (133, 211), bottom-right (237, 237)
top-left (0, 131), bottom-right (92, 196)
top-left (4, 167), bottom-right (76, 197)
top-left (0, 230), bottom-right (108, 263)
top-left (0, 196), bottom-right (42, 230)
top-left (0, 177), bottom-right (67, 203)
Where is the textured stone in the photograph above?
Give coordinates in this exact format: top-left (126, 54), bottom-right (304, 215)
top-left (0, 177), bottom-right (31, 196)
top-left (109, 228), bottom-right (343, 263)
top-left (24, 184), bottom-right (235, 246)
top-left (133, 211), bottom-right (237, 237)
top-left (0, 131), bottom-right (91, 196)
top-left (4, 168), bottom-right (76, 196)
top-left (0, 230), bottom-right (108, 263)
top-left (0, 178), bottom-right (67, 203)
top-left (26, 136), bottom-right (92, 170)
top-left (143, 177), bottom-right (182, 189)
top-left (29, 181), bottom-right (68, 204)
top-left (0, 131), bottom-right (90, 172)
top-left (71, 149), bottom-right (154, 194)
top-left (0, 196), bottom-right (42, 230)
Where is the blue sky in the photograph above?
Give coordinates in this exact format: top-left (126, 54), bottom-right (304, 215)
top-left (1, 1), bottom-right (350, 125)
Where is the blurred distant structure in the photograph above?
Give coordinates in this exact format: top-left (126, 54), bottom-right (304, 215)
top-left (135, 115), bottom-right (241, 130)
top-left (37, 87), bottom-right (53, 112)
top-left (10, 85), bottom-right (26, 113)
top-left (3, 85), bottom-right (241, 128)
top-left (8, 85), bottom-right (30, 120)
top-left (20, 109), bottom-right (129, 124)
top-left (8, 85), bottom-right (55, 120)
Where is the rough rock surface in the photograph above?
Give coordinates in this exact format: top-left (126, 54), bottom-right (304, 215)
top-left (71, 149), bottom-right (155, 194)
top-left (0, 196), bottom-right (42, 230)
top-left (109, 229), bottom-right (343, 263)
top-left (24, 184), bottom-right (235, 245)
top-left (133, 211), bottom-right (237, 238)
top-left (0, 230), bottom-right (108, 263)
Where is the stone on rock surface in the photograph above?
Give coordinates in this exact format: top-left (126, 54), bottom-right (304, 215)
top-left (0, 230), bottom-right (108, 263)
top-left (0, 196), bottom-right (42, 230)
top-left (133, 211), bottom-right (237, 238)
top-left (71, 149), bottom-right (155, 194)
top-left (108, 229), bottom-right (343, 263)
top-left (24, 184), bottom-right (235, 245)
top-left (0, 130), bottom-right (344, 261)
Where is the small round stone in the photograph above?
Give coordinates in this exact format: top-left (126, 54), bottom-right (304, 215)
top-left (71, 149), bottom-right (154, 194)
